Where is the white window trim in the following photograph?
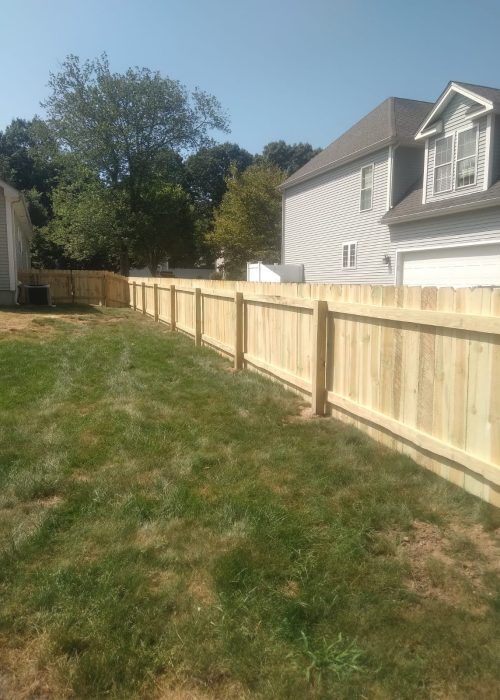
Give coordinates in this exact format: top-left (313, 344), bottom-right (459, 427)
top-left (455, 124), bottom-right (479, 190)
top-left (342, 241), bottom-right (357, 270)
top-left (432, 132), bottom-right (454, 195)
top-left (359, 163), bottom-right (374, 212)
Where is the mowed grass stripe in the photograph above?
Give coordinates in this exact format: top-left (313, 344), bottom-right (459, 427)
top-left (0, 306), bottom-right (498, 699)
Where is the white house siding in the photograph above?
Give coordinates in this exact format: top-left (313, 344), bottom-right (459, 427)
top-left (0, 189), bottom-right (10, 290)
top-left (425, 94), bottom-right (487, 203)
top-left (392, 146), bottom-right (424, 205)
top-left (388, 207), bottom-right (500, 281)
top-left (283, 148), bottom-right (393, 283)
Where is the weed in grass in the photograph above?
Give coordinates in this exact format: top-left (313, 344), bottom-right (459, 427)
top-left (298, 631), bottom-right (364, 684)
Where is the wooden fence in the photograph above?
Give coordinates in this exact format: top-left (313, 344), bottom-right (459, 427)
top-left (19, 270), bottom-right (129, 307)
top-left (17, 270), bottom-right (500, 506)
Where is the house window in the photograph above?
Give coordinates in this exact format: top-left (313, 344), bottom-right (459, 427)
top-left (456, 126), bottom-right (478, 188)
top-left (433, 135), bottom-right (454, 193)
top-left (342, 242), bottom-right (357, 269)
top-left (360, 164), bottom-right (373, 211)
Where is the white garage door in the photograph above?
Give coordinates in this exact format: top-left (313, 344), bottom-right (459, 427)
top-left (400, 243), bottom-right (500, 287)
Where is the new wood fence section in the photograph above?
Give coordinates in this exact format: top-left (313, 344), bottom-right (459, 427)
top-left (18, 270), bottom-right (500, 506)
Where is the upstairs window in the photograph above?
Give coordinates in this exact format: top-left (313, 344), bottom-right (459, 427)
top-left (456, 126), bottom-right (478, 188)
top-left (342, 241), bottom-right (357, 269)
top-left (360, 164), bottom-right (373, 211)
top-left (434, 135), bottom-right (454, 193)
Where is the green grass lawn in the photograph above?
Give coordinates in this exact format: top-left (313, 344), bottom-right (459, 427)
top-left (0, 306), bottom-right (499, 699)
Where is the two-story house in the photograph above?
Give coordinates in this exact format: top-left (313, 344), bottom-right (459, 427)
top-left (280, 81), bottom-right (500, 287)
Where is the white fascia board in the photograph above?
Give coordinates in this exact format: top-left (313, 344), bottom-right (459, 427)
top-left (415, 83), bottom-right (494, 140)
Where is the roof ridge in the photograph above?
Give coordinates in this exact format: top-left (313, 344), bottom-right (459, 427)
top-left (453, 79), bottom-right (500, 91)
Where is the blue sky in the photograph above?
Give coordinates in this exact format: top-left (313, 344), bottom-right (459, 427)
top-left (1, 0), bottom-right (500, 153)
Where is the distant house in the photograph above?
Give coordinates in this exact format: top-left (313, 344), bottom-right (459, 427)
top-left (280, 82), bottom-right (500, 287)
top-left (0, 180), bottom-right (33, 304)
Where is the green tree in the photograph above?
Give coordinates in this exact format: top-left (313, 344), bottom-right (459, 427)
top-left (132, 182), bottom-right (195, 275)
top-left (210, 163), bottom-right (285, 278)
top-left (185, 142), bottom-right (253, 208)
top-left (260, 140), bottom-right (320, 175)
top-left (0, 117), bottom-right (61, 227)
top-left (43, 53), bottom-right (229, 273)
top-left (44, 161), bottom-right (129, 269)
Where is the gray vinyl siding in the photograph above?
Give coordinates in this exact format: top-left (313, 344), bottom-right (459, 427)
top-left (389, 207), bottom-right (500, 279)
top-left (425, 94), bottom-right (487, 202)
top-left (283, 148), bottom-right (393, 283)
top-left (0, 190), bottom-right (10, 290)
top-left (392, 146), bottom-right (424, 205)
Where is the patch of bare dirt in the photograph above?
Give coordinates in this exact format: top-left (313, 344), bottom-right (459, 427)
top-left (400, 520), bottom-right (500, 610)
top-left (283, 404), bottom-right (321, 423)
top-left (0, 310), bottom-right (125, 336)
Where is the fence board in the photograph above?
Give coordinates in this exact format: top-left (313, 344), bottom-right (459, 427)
top-left (17, 270), bottom-right (500, 505)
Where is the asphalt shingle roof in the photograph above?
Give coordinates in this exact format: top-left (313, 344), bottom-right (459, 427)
top-left (281, 97), bottom-right (433, 189)
top-left (382, 178), bottom-right (500, 224)
top-left (454, 81), bottom-right (500, 110)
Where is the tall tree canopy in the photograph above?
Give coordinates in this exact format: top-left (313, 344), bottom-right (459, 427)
top-left (260, 140), bottom-right (320, 176)
top-left (185, 142), bottom-right (253, 209)
top-left (43, 54), bottom-right (229, 273)
top-left (209, 163), bottom-right (285, 278)
top-left (0, 118), bottom-right (61, 227)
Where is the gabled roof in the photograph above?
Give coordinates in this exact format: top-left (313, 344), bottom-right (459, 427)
top-left (280, 97), bottom-right (432, 190)
top-left (415, 81), bottom-right (500, 139)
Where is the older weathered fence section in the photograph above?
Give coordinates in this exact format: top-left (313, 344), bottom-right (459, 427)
top-left (17, 270), bottom-right (500, 506)
top-left (19, 270), bottom-right (129, 307)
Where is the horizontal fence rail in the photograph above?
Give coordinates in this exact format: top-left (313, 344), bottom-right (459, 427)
top-left (16, 270), bottom-right (500, 506)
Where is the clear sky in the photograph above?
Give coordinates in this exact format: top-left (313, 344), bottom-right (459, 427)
top-left (1, 0), bottom-right (500, 154)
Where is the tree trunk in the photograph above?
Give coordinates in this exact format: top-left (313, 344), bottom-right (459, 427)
top-left (119, 248), bottom-right (130, 276)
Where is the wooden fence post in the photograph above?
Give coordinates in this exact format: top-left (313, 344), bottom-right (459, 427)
top-left (170, 284), bottom-right (176, 330)
top-left (234, 291), bottom-right (244, 369)
top-left (132, 282), bottom-right (137, 311)
top-left (153, 283), bottom-right (159, 322)
top-left (101, 273), bottom-right (107, 307)
top-left (195, 287), bottom-right (202, 346)
top-left (141, 282), bottom-right (146, 315)
top-left (311, 300), bottom-right (327, 415)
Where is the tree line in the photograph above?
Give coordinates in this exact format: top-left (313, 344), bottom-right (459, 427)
top-left (0, 54), bottom-right (319, 278)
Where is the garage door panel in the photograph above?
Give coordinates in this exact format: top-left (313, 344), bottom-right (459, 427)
top-left (401, 244), bottom-right (500, 287)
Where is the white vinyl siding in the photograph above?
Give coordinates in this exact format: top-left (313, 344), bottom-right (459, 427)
top-left (425, 94), bottom-right (487, 202)
top-left (0, 190), bottom-right (10, 290)
top-left (283, 149), bottom-right (392, 283)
